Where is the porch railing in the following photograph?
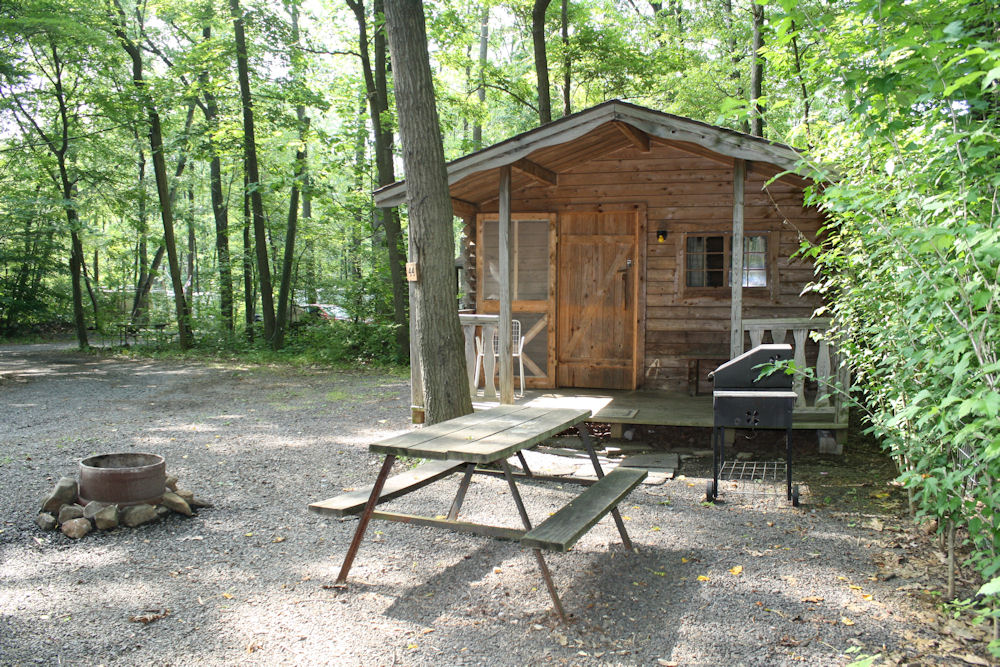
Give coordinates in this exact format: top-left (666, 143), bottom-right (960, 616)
top-left (741, 317), bottom-right (849, 425)
top-left (459, 313), bottom-right (500, 401)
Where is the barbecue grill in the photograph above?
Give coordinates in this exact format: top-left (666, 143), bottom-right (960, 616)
top-left (706, 344), bottom-right (800, 506)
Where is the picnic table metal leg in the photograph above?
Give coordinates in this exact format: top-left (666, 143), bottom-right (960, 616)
top-left (577, 425), bottom-right (634, 552)
top-left (516, 451), bottom-right (533, 477)
top-left (500, 460), bottom-right (567, 623)
top-left (447, 463), bottom-right (476, 520)
top-left (335, 454), bottom-right (396, 585)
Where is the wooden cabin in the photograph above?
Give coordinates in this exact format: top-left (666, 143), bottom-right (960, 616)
top-left (375, 101), bottom-right (847, 438)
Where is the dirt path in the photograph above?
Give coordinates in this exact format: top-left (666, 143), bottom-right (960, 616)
top-left (0, 343), bottom-right (989, 665)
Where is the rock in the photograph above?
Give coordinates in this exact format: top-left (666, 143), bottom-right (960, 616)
top-left (189, 496), bottom-right (213, 509)
top-left (61, 517), bottom-right (92, 539)
top-left (57, 504), bottom-right (84, 524)
top-left (155, 505), bottom-right (171, 518)
top-left (165, 475), bottom-right (178, 492)
top-left (161, 492), bottom-right (193, 516)
top-left (83, 501), bottom-right (112, 520)
top-left (174, 488), bottom-right (194, 503)
top-left (36, 512), bottom-right (57, 531)
top-left (41, 476), bottom-right (78, 513)
top-left (120, 504), bottom-right (158, 528)
top-left (93, 505), bottom-right (119, 530)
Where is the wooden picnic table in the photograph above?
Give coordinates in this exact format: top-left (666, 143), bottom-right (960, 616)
top-left (310, 404), bottom-right (646, 622)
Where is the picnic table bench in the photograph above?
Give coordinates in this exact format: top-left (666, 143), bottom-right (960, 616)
top-left (310, 405), bottom-right (647, 621)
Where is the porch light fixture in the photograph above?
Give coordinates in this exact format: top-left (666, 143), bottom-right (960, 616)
top-left (656, 230), bottom-right (668, 243)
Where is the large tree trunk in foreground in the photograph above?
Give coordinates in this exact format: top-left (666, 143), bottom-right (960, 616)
top-left (230, 0), bottom-right (276, 341)
top-left (384, 0), bottom-right (472, 424)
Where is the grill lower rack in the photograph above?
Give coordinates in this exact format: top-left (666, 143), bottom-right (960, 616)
top-left (706, 344), bottom-right (801, 507)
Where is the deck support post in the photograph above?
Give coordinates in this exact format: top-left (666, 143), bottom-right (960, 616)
top-left (730, 159), bottom-right (746, 359)
top-left (498, 165), bottom-right (514, 404)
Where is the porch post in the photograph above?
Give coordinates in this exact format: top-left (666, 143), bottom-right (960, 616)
top-left (730, 158), bottom-right (746, 359)
top-left (498, 165), bottom-right (514, 404)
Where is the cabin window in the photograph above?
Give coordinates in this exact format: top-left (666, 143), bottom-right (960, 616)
top-left (685, 234), bottom-right (768, 289)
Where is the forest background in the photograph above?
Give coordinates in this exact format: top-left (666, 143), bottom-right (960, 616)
top-left (1, 0), bottom-right (998, 650)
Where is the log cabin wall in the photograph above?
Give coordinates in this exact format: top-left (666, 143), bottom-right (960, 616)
top-left (475, 138), bottom-right (825, 393)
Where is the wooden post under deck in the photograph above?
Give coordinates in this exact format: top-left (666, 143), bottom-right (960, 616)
top-left (498, 165), bottom-right (514, 404)
top-left (730, 159), bottom-right (746, 359)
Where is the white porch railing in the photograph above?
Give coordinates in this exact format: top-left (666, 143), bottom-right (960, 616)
top-left (742, 317), bottom-right (849, 425)
top-left (459, 313), bottom-right (500, 401)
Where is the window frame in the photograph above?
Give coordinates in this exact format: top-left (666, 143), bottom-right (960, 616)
top-left (679, 231), bottom-right (774, 298)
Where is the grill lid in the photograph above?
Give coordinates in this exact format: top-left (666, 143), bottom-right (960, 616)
top-left (709, 344), bottom-right (793, 390)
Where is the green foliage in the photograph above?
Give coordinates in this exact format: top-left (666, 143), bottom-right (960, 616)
top-left (796, 0), bottom-right (1000, 619)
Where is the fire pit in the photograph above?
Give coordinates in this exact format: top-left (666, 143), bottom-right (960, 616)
top-left (78, 452), bottom-right (166, 507)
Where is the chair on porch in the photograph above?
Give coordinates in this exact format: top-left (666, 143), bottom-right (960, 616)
top-left (474, 319), bottom-right (525, 397)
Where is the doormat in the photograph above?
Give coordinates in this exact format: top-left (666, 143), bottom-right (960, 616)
top-left (595, 408), bottom-right (638, 419)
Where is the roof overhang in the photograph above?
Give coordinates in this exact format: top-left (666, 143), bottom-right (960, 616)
top-left (374, 100), bottom-right (816, 209)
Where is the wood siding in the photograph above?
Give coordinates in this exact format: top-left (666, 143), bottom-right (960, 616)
top-left (475, 138), bottom-right (824, 392)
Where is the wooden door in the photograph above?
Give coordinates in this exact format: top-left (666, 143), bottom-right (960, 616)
top-left (556, 209), bottom-right (643, 389)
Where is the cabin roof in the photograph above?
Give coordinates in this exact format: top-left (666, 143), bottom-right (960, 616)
top-left (374, 100), bottom-right (814, 208)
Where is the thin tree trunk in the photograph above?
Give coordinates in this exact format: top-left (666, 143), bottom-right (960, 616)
top-left (230, 0), bottom-right (276, 340)
top-left (561, 0), bottom-right (570, 116)
top-left (749, 1), bottom-right (765, 137)
top-left (347, 0), bottom-right (409, 358)
top-left (111, 1), bottom-right (193, 348)
top-left (242, 171), bottom-right (256, 341)
top-left (81, 252), bottom-right (100, 327)
top-left (272, 0), bottom-right (311, 350)
top-left (531, 0), bottom-right (553, 124)
top-left (474, 7), bottom-right (488, 149)
top-left (790, 22), bottom-right (811, 140)
top-left (384, 0), bottom-right (472, 423)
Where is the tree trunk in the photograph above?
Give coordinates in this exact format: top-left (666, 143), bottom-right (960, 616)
top-left (531, 0), bottom-right (553, 124)
top-left (129, 104), bottom-right (196, 326)
top-left (348, 0), bottom-right (409, 359)
top-left (111, 2), bottom-right (193, 348)
top-left (474, 7), bottom-right (488, 149)
top-left (749, 1), bottom-right (765, 137)
top-left (384, 0), bottom-right (472, 423)
top-left (242, 172), bottom-right (256, 341)
top-left (561, 0), bottom-right (570, 116)
top-left (68, 226), bottom-right (88, 348)
top-left (273, 1), bottom-right (310, 350)
top-left (230, 0), bottom-right (276, 341)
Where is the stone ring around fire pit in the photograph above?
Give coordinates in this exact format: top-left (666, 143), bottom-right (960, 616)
top-left (36, 452), bottom-right (211, 540)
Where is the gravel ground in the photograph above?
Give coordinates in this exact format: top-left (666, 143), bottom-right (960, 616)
top-left (0, 342), bottom-right (980, 666)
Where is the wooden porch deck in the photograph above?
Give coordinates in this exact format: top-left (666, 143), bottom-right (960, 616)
top-left (473, 388), bottom-right (846, 432)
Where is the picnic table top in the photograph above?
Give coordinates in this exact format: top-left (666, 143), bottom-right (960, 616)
top-left (369, 405), bottom-right (591, 464)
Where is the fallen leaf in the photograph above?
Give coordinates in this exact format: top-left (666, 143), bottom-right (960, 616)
top-left (273, 536), bottom-right (285, 543)
top-left (129, 608), bottom-right (170, 624)
top-left (406, 643), bottom-right (418, 650)
top-left (222, 593), bottom-right (234, 600)
top-left (801, 596), bottom-right (824, 603)
top-left (779, 635), bottom-right (801, 647)
top-left (681, 557), bottom-right (689, 563)
top-left (697, 575), bottom-right (710, 582)
top-left (862, 594), bottom-right (873, 601)
top-left (841, 617), bottom-right (855, 626)
top-left (729, 565), bottom-right (744, 576)
top-left (959, 654), bottom-right (990, 666)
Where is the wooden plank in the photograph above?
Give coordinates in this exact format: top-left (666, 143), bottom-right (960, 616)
top-left (308, 460), bottom-right (465, 517)
top-left (369, 405), bottom-right (531, 456)
top-left (445, 408), bottom-right (591, 463)
top-left (520, 467), bottom-right (647, 552)
top-left (369, 511), bottom-right (526, 542)
top-left (373, 407), bottom-right (587, 460)
top-left (512, 158), bottom-right (558, 186)
top-left (613, 121), bottom-right (651, 152)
